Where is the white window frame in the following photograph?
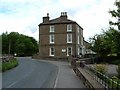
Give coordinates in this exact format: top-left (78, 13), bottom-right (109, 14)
top-left (50, 25), bottom-right (54, 32)
top-left (81, 37), bottom-right (83, 45)
top-left (49, 34), bottom-right (54, 44)
top-left (77, 27), bottom-right (79, 33)
top-left (67, 47), bottom-right (72, 56)
top-left (50, 47), bottom-right (55, 56)
top-left (67, 34), bottom-right (72, 43)
top-left (81, 29), bottom-right (83, 36)
top-left (67, 24), bottom-right (72, 32)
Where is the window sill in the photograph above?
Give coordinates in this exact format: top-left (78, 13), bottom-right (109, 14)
top-left (50, 55), bottom-right (54, 56)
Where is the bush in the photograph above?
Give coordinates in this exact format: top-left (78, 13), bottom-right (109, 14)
top-left (109, 76), bottom-right (120, 88)
top-left (95, 64), bottom-right (107, 74)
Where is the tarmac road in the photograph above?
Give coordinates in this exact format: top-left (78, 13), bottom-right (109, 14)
top-left (2, 57), bottom-right (58, 88)
top-left (3, 57), bottom-right (85, 89)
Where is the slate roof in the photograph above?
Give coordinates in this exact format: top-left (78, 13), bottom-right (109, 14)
top-left (39, 15), bottom-right (83, 30)
top-left (49, 17), bottom-right (76, 24)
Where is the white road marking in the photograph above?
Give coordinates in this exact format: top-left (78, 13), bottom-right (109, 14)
top-left (6, 81), bottom-right (17, 88)
top-left (54, 68), bottom-right (59, 88)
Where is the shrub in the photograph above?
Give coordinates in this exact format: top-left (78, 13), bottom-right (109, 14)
top-left (109, 76), bottom-right (120, 88)
top-left (95, 64), bottom-right (107, 74)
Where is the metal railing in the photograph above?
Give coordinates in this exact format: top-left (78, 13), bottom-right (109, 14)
top-left (85, 65), bottom-right (120, 90)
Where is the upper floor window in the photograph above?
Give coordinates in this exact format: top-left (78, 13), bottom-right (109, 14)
top-left (78, 36), bottom-right (79, 44)
top-left (67, 34), bottom-right (72, 43)
top-left (77, 27), bottom-right (79, 33)
top-left (49, 34), bottom-right (54, 44)
top-left (67, 24), bottom-right (72, 32)
top-left (50, 25), bottom-right (54, 32)
top-left (50, 47), bottom-right (55, 56)
top-left (81, 29), bottom-right (83, 36)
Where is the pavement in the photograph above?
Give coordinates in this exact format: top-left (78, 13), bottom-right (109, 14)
top-left (42, 60), bottom-right (86, 88)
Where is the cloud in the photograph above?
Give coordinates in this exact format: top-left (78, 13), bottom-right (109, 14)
top-left (70, 0), bottom-right (116, 40)
top-left (0, 0), bottom-right (116, 41)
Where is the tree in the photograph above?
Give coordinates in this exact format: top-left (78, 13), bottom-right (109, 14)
top-left (109, 0), bottom-right (120, 30)
top-left (2, 32), bottom-right (9, 54)
top-left (1, 32), bottom-right (38, 56)
top-left (104, 28), bottom-right (120, 55)
top-left (8, 32), bottom-right (19, 54)
top-left (89, 1), bottom-right (120, 57)
top-left (109, 0), bottom-right (120, 56)
top-left (14, 34), bottom-right (38, 56)
top-left (89, 28), bottom-right (120, 57)
top-left (89, 33), bottom-right (111, 57)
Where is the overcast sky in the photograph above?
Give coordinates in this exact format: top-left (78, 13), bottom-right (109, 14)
top-left (0, 0), bottom-right (116, 41)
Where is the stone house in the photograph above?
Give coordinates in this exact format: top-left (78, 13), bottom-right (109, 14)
top-left (38, 12), bottom-right (86, 59)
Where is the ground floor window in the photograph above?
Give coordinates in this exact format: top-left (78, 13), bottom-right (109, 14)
top-left (67, 47), bottom-right (72, 56)
top-left (78, 47), bottom-right (82, 55)
top-left (50, 47), bottom-right (55, 56)
top-left (78, 47), bottom-right (82, 57)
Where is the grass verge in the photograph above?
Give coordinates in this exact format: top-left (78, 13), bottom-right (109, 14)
top-left (2, 58), bottom-right (18, 72)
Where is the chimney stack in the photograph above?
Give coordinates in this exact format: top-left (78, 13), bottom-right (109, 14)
top-left (60, 12), bottom-right (67, 21)
top-left (43, 13), bottom-right (50, 23)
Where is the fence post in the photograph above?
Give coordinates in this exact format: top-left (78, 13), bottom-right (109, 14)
top-left (71, 57), bottom-right (77, 73)
top-left (111, 79), bottom-right (114, 90)
top-left (95, 70), bottom-right (97, 81)
top-left (104, 75), bottom-right (107, 88)
top-left (106, 76), bottom-right (109, 89)
top-left (116, 81), bottom-right (118, 90)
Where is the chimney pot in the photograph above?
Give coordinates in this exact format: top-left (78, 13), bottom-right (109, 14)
top-left (47, 13), bottom-right (49, 17)
top-left (63, 12), bottom-right (64, 15)
top-left (65, 12), bottom-right (67, 15)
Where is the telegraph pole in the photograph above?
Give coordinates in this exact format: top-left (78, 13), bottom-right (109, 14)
top-left (8, 40), bottom-right (11, 55)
